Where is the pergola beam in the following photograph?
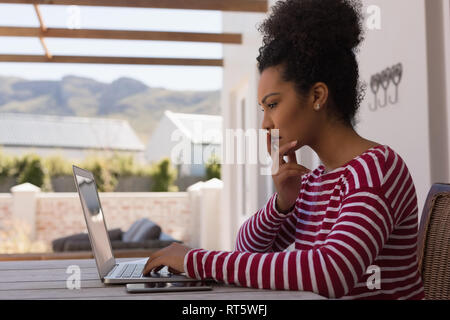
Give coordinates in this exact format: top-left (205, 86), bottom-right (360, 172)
top-left (0, 26), bottom-right (242, 44)
top-left (0, 0), bottom-right (268, 12)
top-left (33, 4), bottom-right (53, 59)
top-left (0, 54), bottom-right (223, 66)
top-left (32, 4), bottom-right (46, 31)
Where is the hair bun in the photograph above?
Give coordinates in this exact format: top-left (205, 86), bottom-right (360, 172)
top-left (262, 0), bottom-right (364, 53)
top-left (326, 0), bottom-right (364, 51)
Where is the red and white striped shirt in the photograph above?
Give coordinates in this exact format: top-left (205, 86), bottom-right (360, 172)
top-left (184, 145), bottom-right (425, 299)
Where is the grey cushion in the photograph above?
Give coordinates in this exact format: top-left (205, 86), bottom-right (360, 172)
top-left (107, 228), bottom-right (123, 241)
top-left (159, 232), bottom-right (175, 241)
top-left (52, 234), bottom-right (85, 251)
top-left (110, 240), bottom-right (176, 249)
top-left (63, 240), bottom-right (90, 251)
top-left (128, 219), bottom-right (161, 242)
top-left (122, 218), bottom-right (146, 242)
top-left (62, 239), bottom-right (182, 251)
top-left (122, 218), bottom-right (162, 242)
top-left (52, 228), bottom-right (122, 252)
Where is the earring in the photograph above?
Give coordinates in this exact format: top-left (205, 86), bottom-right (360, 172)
top-left (314, 104), bottom-right (321, 111)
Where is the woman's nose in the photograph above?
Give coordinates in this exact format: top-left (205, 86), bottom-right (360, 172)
top-left (261, 112), bottom-right (274, 131)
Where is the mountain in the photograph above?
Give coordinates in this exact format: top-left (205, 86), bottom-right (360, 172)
top-left (0, 75), bottom-right (221, 143)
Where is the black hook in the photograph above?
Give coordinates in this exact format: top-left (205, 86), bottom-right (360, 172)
top-left (388, 63), bottom-right (403, 104)
top-left (368, 74), bottom-right (380, 112)
top-left (378, 68), bottom-right (391, 108)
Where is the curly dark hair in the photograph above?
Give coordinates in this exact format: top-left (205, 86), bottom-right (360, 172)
top-left (256, 0), bottom-right (366, 128)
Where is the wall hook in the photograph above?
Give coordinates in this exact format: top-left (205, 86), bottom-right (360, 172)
top-left (368, 74), bottom-right (380, 112)
top-left (377, 68), bottom-right (391, 108)
top-left (388, 63), bottom-right (403, 104)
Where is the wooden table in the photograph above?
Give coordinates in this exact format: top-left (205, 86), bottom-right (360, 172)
top-left (0, 257), bottom-right (326, 300)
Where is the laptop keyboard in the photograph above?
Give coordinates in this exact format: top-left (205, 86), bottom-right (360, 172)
top-left (112, 264), bottom-right (173, 279)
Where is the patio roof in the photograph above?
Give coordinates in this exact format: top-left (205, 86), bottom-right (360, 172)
top-left (1, 0), bottom-right (268, 12)
top-left (0, 112), bottom-right (145, 151)
top-left (0, 0), bottom-right (268, 66)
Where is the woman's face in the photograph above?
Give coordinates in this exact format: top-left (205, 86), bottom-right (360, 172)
top-left (258, 65), bottom-right (321, 152)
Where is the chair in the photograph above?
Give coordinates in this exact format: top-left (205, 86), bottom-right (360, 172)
top-left (52, 218), bottom-right (181, 252)
top-left (417, 183), bottom-right (450, 300)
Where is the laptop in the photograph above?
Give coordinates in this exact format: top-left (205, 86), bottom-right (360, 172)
top-left (72, 165), bottom-right (198, 284)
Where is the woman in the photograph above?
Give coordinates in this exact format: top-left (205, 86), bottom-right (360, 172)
top-left (143, 0), bottom-right (425, 299)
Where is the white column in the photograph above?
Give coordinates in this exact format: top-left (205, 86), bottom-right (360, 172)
top-left (200, 178), bottom-right (224, 251)
top-left (10, 183), bottom-right (41, 240)
top-left (187, 179), bottom-right (225, 251)
top-left (186, 181), bottom-right (204, 248)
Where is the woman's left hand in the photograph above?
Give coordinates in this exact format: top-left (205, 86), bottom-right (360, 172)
top-left (143, 242), bottom-right (192, 276)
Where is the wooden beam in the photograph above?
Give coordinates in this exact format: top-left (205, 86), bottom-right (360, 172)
top-left (0, 54), bottom-right (223, 66)
top-left (0, 26), bottom-right (242, 44)
top-left (37, 37), bottom-right (52, 59)
top-left (33, 4), bottom-right (47, 31)
top-left (33, 4), bottom-right (53, 59)
top-left (0, 0), bottom-right (268, 12)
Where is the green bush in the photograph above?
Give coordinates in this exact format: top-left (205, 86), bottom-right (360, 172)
top-left (205, 154), bottom-right (221, 180)
top-left (109, 153), bottom-right (155, 177)
top-left (0, 150), bottom-right (14, 180)
top-left (150, 158), bottom-right (178, 192)
top-left (81, 156), bottom-right (117, 192)
top-left (109, 153), bottom-right (136, 177)
top-left (0, 151), bottom-right (185, 192)
top-left (14, 154), bottom-right (52, 191)
top-left (44, 154), bottom-right (72, 177)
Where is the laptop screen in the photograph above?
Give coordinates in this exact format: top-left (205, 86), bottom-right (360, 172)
top-left (73, 166), bottom-right (115, 278)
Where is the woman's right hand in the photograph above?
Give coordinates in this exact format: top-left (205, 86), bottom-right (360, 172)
top-left (268, 135), bottom-right (311, 213)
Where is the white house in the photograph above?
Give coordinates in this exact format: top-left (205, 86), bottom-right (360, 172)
top-left (146, 110), bottom-right (222, 177)
top-left (0, 112), bottom-right (145, 161)
top-left (219, 0), bottom-right (450, 250)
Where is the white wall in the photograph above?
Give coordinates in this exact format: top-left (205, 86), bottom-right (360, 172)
top-left (221, 0), bottom-right (450, 249)
top-left (146, 115), bottom-right (179, 163)
top-left (146, 115), bottom-right (222, 177)
top-left (221, 10), bottom-right (268, 250)
top-left (357, 0), bottom-right (450, 216)
top-left (425, 0), bottom-right (450, 187)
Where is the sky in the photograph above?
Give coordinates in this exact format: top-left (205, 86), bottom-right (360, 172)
top-left (0, 4), bottom-right (223, 91)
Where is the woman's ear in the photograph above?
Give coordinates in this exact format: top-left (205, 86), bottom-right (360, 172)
top-left (312, 82), bottom-right (329, 108)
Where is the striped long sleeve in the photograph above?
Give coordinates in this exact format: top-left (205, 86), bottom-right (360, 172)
top-left (184, 187), bottom-right (393, 298)
top-left (183, 145), bottom-right (425, 299)
top-left (235, 193), bottom-right (296, 253)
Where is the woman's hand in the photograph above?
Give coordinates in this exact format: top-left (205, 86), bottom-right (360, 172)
top-left (268, 134), bottom-right (311, 213)
top-left (143, 242), bottom-right (192, 276)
